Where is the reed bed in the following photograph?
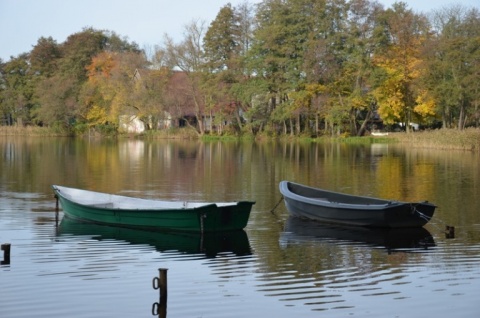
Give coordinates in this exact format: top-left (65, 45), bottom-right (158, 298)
top-left (391, 128), bottom-right (480, 152)
top-left (0, 126), bottom-right (68, 136)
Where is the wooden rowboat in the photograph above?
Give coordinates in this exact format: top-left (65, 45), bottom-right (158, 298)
top-left (52, 185), bottom-right (255, 232)
top-left (279, 181), bottom-right (435, 228)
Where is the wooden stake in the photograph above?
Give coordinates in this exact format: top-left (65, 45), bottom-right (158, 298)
top-left (153, 268), bottom-right (168, 302)
top-left (1, 243), bottom-right (11, 265)
top-left (445, 225), bottom-right (455, 239)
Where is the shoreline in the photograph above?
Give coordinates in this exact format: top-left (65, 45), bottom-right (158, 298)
top-left (1, 126), bottom-right (479, 152)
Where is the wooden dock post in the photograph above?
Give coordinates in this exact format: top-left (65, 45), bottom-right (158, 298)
top-left (1, 243), bottom-right (11, 265)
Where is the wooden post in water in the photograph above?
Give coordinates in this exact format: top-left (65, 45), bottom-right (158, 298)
top-left (158, 268), bottom-right (168, 302)
top-left (1, 243), bottom-right (11, 265)
top-left (152, 268), bottom-right (168, 302)
top-left (152, 268), bottom-right (168, 317)
top-left (445, 225), bottom-right (455, 239)
top-left (54, 194), bottom-right (59, 222)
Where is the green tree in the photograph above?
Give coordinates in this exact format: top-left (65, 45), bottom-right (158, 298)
top-left (248, 0), bottom-right (315, 135)
top-left (33, 74), bottom-right (78, 129)
top-left (0, 54), bottom-right (34, 126)
top-left (426, 5), bottom-right (480, 129)
top-left (204, 3), bottom-right (240, 73)
top-left (337, 0), bottom-right (384, 136)
top-left (203, 2), bottom-right (258, 134)
top-left (30, 37), bottom-right (61, 78)
top-left (315, 0), bottom-right (366, 136)
top-left (203, 3), bottom-right (240, 133)
top-left (59, 28), bottom-right (109, 82)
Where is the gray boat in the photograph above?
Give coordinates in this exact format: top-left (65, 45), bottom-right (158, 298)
top-left (279, 181), bottom-right (435, 228)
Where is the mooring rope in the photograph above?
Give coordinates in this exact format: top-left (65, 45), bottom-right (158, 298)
top-left (413, 208), bottom-right (432, 222)
top-left (411, 204), bottom-right (455, 238)
top-left (270, 196), bottom-right (284, 214)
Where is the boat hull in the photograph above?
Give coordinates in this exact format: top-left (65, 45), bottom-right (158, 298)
top-left (279, 181), bottom-right (435, 228)
top-left (53, 185), bottom-right (254, 232)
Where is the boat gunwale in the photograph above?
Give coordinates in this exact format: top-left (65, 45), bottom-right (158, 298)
top-left (279, 181), bottom-right (413, 211)
top-left (53, 185), bottom-right (254, 212)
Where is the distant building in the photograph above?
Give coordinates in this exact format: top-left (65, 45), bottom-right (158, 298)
top-left (119, 115), bottom-right (145, 133)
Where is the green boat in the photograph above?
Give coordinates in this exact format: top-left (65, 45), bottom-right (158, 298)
top-left (52, 185), bottom-right (255, 232)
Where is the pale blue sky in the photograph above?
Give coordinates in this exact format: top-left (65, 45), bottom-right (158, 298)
top-left (1, 0), bottom-right (478, 61)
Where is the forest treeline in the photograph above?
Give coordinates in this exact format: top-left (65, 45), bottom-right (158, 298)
top-left (1, 0), bottom-right (479, 137)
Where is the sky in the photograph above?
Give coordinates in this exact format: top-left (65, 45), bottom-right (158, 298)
top-left (1, 0), bottom-right (479, 62)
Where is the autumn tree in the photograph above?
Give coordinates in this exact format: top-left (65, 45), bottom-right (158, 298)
top-left (80, 51), bottom-right (148, 132)
top-left (163, 20), bottom-right (208, 135)
top-left (32, 29), bottom-right (109, 130)
top-left (372, 2), bottom-right (434, 132)
top-left (131, 67), bottom-right (171, 130)
top-left (32, 28), bottom-right (141, 132)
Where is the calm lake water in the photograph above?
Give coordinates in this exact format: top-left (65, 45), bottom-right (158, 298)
top-left (1, 136), bottom-right (479, 317)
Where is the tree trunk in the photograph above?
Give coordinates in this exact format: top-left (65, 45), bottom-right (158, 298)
top-left (235, 105), bottom-right (243, 131)
top-left (357, 110), bottom-right (372, 136)
top-left (296, 114), bottom-right (301, 135)
top-left (458, 102), bottom-right (465, 130)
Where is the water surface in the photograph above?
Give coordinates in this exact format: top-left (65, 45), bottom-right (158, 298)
top-left (1, 137), bottom-right (479, 317)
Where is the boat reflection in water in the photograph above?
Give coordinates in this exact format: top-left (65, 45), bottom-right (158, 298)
top-left (280, 216), bottom-right (435, 251)
top-left (57, 217), bottom-right (251, 258)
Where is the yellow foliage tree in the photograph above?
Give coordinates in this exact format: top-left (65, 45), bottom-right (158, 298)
top-left (373, 3), bottom-right (433, 132)
top-left (414, 90), bottom-right (436, 118)
top-left (85, 104), bottom-right (108, 127)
